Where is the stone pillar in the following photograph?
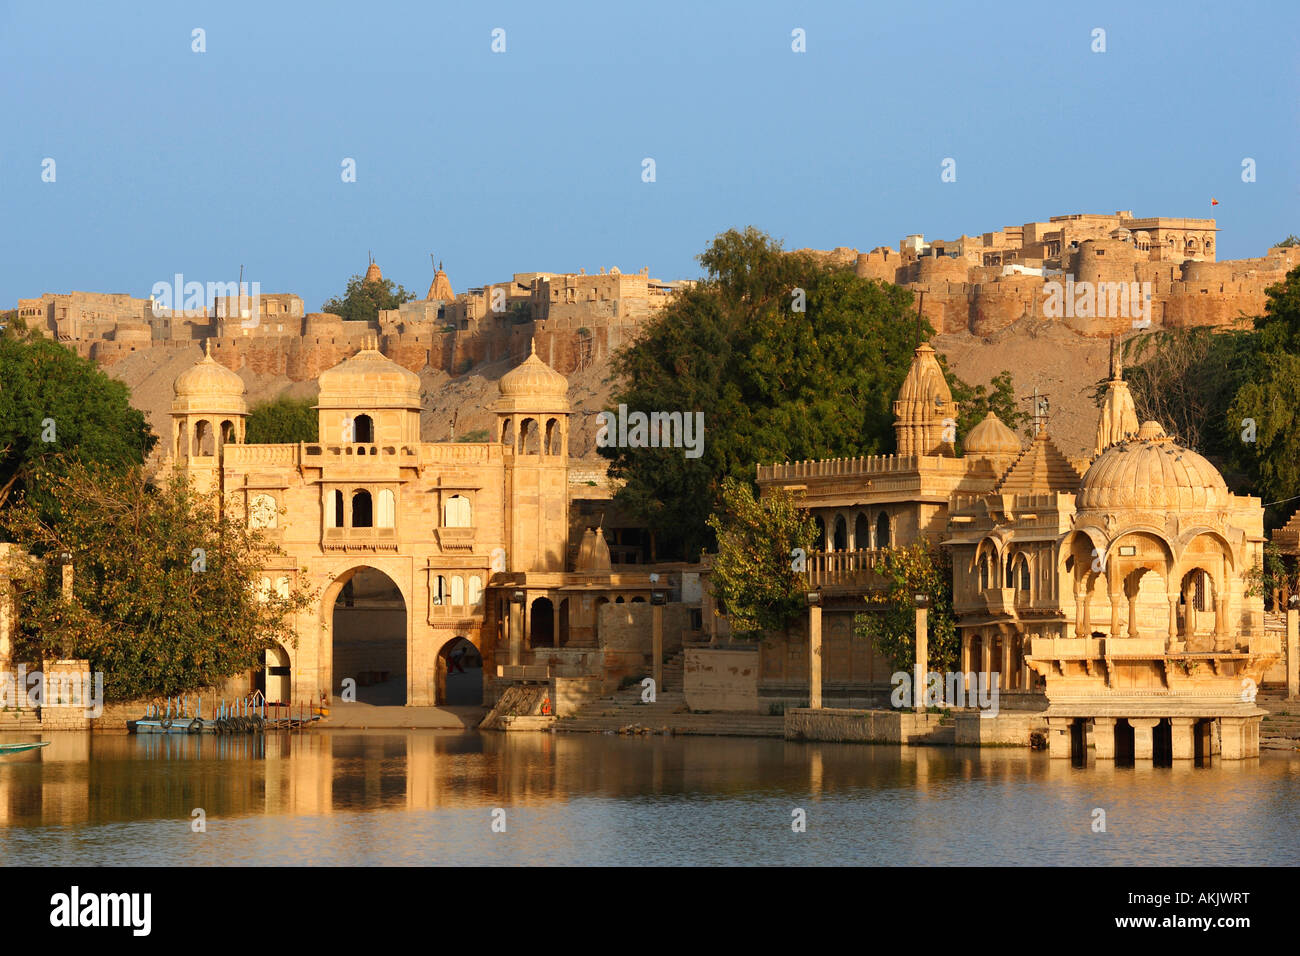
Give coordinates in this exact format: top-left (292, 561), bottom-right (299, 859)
top-left (1219, 717), bottom-right (1246, 759)
top-left (1046, 717), bottom-right (1073, 759)
top-left (980, 636), bottom-right (991, 684)
top-left (1110, 590), bottom-right (1122, 637)
top-left (808, 604), bottom-right (822, 710)
top-left (1127, 592), bottom-right (1139, 639)
top-left (1169, 717), bottom-right (1196, 760)
top-left (999, 634), bottom-right (1011, 692)
top-left (960, 633), bottom-right (971, 695)
top-left (1287, 608), bottom-right (1298, 700)
top-left (1092, 717), bottom-right (1116, 759)
top-left (508, 600), bottom-right (523, 667)
top-left (1129, 718), bottom-right (1159, 762)
top-left (1167, 596), bottom-right (1179, 648)
top-left (914, 605), bottom-right (928, 714)
top-left (1074, 590), bottom-right (1085, 638)
top-left (652, 603), bottom-right (663, 696)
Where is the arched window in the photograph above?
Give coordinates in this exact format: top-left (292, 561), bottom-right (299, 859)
top-left (1018, 555), bottom-right (1031, 591)
top-left (520, 418), bottom-right (540, 455)
top-left (434, 575), bottom-right (447, 606)
top-left (813, 516), bottom-right (827, 550)
top-left (444, 495), bottom-right (471, 528)
top-left (451, 575), bottom-right (465, 606)
top-left (354, 414), bottom-right (374, 443)
top-left (352, 490), bottom-right (373, 528)
top-left (854, 513), bottom-right (869, 550)
top-left (468, 575), bottom-right (483, 607)
top-left (220, 419), bottom-right (237, 446)
top-left (501, 419), bottom-right (514, 446)
top-left (875, 512), bottom-right (890, 549)
top-left (980, 554), bottom-right (992, 591)
top-left (326, 490), bottom-right (344, 528)
top-left (194, 420), bottom-right (214, 457)
top-left (545, 418), bottom-right (562, 455)
top-left (832, 516), bottom-right (848, 552)
top-left (377, 489), bottom-right (396, 528)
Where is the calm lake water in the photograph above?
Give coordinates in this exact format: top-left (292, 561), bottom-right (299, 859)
top-left (2, 731), bottom-right (1298, 866)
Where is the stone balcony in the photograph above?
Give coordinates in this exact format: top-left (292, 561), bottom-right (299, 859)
top-left (321, 526), bottom-right (399, 552)
top-left (802, 549), bottom-right (888, 593)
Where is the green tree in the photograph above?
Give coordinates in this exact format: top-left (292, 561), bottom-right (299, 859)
top-left (604, 227), bottom-right (927, 560)
top-left (5, 461), bottom-right (313, 702)
top-left (321, 275), bottom-right (416, 323)
top-left (1228, 265), bottom-right (1300, 517)
top-left (1274, 235), bottom-right (1299, 248)
top-left (246, 396), bottom-right (319, 444)
top-left (705, 477), bottom-right (816, 639)
top-left (854, 544), bottom-right (958, 674)
top-left (0, 321), bottom-right (155, 518)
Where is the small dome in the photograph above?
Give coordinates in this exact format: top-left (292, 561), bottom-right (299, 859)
top-left (174, 345), bottom-right (245, 399)
top-left (1078, 422), bottom-right (1229, 513)
top-left (499, 340), bottom-right (568, 400)
top-left (964, 411), bottom-right (1021, 457)
top-left (172, 343), bottom-right (247, 416)
top-left (317, 340), bottom-right (421, 410)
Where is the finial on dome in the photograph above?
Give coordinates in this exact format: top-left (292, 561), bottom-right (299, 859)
top-left (530, 338), bottom-right (536, 356)
top-left (203, 339), bottom-right (212, 359)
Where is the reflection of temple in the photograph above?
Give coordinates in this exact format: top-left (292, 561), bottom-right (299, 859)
top-left (754, 338), bottom-right (1280, 760)
top-left (168, 337), bottom-right (666, 708)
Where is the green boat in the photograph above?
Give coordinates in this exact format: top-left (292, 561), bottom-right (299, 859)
top-left (0, 742), bottom-right (49, 755)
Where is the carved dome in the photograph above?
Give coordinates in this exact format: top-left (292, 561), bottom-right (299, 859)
top-left (1077, 421), bottom-right (1229, 513)
top-left (317, 340), bottom-right (421, 410)
top-left (963, 411), bottom-right (1021, 457)
top-left (895, 342), bottom-right (952, 407)
top-left (498, 340), bottom-right (568, 400)
top-left (172, 343), bottom-right (247, 416)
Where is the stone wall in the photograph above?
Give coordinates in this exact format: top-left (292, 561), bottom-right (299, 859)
top-left (784, 707), bottom-right (946, 743)
top-left (683, 645), bottom-right (759, 713)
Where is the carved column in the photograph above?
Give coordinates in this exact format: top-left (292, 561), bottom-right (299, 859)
top-left (1169, 717), bottom-right (1196, 760)
top-left (1092, 717), bottom-right (1116, 759)
top-left (1129, 718), bottom-right (1160, 762)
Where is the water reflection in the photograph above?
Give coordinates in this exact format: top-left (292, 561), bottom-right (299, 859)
top-left (1, 731), bottom-right (1297, 866)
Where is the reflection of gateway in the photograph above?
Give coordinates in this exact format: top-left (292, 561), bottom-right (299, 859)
top-left (0, 741), bottom-right (49, 755)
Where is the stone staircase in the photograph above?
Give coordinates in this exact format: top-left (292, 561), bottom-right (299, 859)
top-left (1257, 691), bottom-right (1300, 750)
top-left (557, 670), bottom-right (783, 737)
top-left (0, 709), bottom-right (42, 731)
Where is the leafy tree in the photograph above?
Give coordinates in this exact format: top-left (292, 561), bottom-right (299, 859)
top-left (1113, 327), bottom-right (1258, 460)
top-left (321, 275), bottom-right (416, 323)
top-left (1274, 235), bottom-right (1299, 248)
top-left (246, 396), bottom-right (318, 444)
top-left (0, 321), bottom-right (155, 519)
top-left (1228, 265), bottom-right (1300, 518)
top-left (854, 544), bottom-right (958, 674)
top-left (604, 227), bottom-right (927, 560)
top-left (456, 428), bottom-right (490, 443)
top-left (705, 477), bottom-right (815, 639)
top-left (5, 461), bottom-right (313, 702)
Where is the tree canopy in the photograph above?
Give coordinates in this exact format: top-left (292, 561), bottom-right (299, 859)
top-left (0, 321), bottom-right (155, 521)
top-left (321, 275), bottom-right (416, 323)
top-left (5, 461), bottom-right (312, 702)
top-left (854, 544), bottom-right (958, 674)
top-left (246, 396), bottom-right (319, 444)
top-left (602, 227), bottom-right (1020, 559)
top-left (705, 477), bottom-right (816, 639)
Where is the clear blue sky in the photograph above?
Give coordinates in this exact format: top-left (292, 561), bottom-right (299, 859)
top-left (2, 0), bottom-right (1296, 310)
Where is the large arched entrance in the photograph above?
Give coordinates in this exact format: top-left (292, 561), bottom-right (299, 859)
top-left (437, 636), bottom-right (483, 705)
top-left (530, 597), bottom-right (555, 648)
top-left (254, 643), bottom-right (292, 705)
top-left (329, 566), bottom-right (408, 705)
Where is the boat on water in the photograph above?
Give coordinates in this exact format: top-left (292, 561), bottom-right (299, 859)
top-left (129, 693), bottom-right (322, 735)
top-left (0, 741), bottom-right (50, 755)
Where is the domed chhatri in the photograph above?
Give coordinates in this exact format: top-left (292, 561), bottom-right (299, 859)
top-left (963, 411), bottom-right (1022, 458)
top-left (172, 341), bottom-right (246, 415)
top-left (1077, 419), bottom-right (1230, 513)
top-left (497, 340), bottom-right (569, 405)
top-left (316, 335), bottom-right (421, 410)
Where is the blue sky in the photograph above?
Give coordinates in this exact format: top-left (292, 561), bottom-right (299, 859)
top-left (1, 0), bottom-right (1296, 310)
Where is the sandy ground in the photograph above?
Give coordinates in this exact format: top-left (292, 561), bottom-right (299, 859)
top-left (935, 320), bottom-right (1112, 458)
